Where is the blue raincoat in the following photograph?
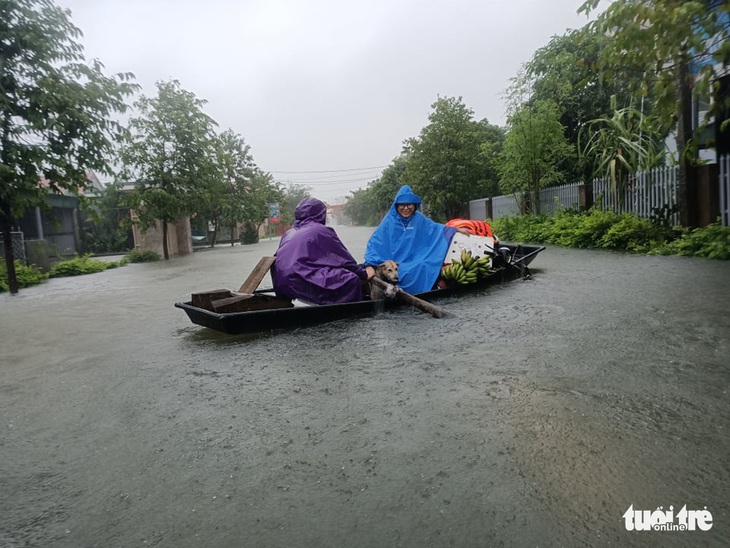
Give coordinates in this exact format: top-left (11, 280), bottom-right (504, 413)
top-left (364, 185), bottom-right (457, 294)
top-left (272, 198), bottom-right (368, 304)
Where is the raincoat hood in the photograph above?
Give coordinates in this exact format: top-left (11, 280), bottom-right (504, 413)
top-left (293, 197), bottom-right (327, 227)
top-left (393, 185), bottom-right (422, 207)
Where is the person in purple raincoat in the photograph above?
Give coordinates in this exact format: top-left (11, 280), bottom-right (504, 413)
top-left (272, 197), bottom-right (374, 304)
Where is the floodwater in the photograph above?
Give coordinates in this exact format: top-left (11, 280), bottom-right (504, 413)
top-left (1, 226), bottom-right (729, 548)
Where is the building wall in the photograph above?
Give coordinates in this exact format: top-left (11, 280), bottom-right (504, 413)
top-left (131, 214), bottom-right (192, 257)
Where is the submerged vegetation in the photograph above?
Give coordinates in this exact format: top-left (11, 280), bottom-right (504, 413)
top-left (491, 210), bottom-right (730, 260)
top-left (0, 261), bottom-right (48, 292)
top-left (0, 249), bottom-right (161, 292)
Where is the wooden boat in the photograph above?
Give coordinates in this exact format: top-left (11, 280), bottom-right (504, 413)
top-left (175, 243), bottom-right (545, 335)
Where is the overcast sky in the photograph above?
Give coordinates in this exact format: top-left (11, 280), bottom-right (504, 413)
top-left (55, 0), bottom-right (600, 203)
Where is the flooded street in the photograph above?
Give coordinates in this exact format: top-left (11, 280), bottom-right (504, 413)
top-left (1, 226), bottom-right (729, 547)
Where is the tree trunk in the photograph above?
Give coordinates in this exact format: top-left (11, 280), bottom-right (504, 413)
top-left (210, 218), bottom-right (218, 248)
top-left (1, 208), bottom-right (19, 294)
top-left (162, 219), bottom-right (170, 260)
top-left (676, 52), bottom-right (697, 227)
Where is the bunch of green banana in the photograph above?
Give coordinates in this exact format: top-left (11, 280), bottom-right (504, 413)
top-left (440, 250), bottom-right (493, 284)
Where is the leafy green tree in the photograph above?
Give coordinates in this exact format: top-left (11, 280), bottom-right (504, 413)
top-left (343, 187), bottom-right (379, 226)
top-left (579, 0), bottom-right (730, 226)
top-left (367, 156), bottom-right (409, 217)
top-left (233, 169), bottom-right (283, 244)
top-left (120, 79), bottom-right (218, 259)
top-left (0, 0), bottom-right (137, 293)
top-left (279, 184), bottom-right (312, 226)
top-left (200, 129), bottom-right (256, 247)
top-left (522, 26), bottom-right (657, 182)
top-left (498, 100), bottom-right (574, 214)
top-left (402, 96), bottom-right (505, 221)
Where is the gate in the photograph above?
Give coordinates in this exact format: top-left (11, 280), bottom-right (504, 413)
top-left (0, 231), bottom-right (27, 262)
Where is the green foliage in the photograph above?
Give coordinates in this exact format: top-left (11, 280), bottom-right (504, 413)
top-left (597, 213), bottom-right (662, 253)
top-left (343, 187), bottom-right (380, 226)
top-left (120, 79), bottom-right (218, 259)
top-left (578, 0), bottom-right (730, 159)
top-left (125, 249), bottom-right (161, 263)
top-left (49, 255), bottom-right (109, 277)
top-left (651, 223), bottom-right (730, 260)
top-left (0, 0), bottom-right (138, 293)
top-left (107, 256), bottom-right (130, 268)
top-left (491, 214), bottom-right (553, 244)
top-left (579, 95), bottom-right (668, 198)
top-left (0, 260), bottom-right (48, 292)
top-left (279, 184), bottom-right (312, 226)
top-left (402, 96), bottom-right (505, 221)
top-left (347, 157), bottom-right (410, 225)
top-left (80, 183), bottom-right (134, 254)
top-left (197, 129), bottom-right (280, 247)
top-left (498, 100), bottom-right (574, 213)
top-left (490, 208), bottom-right (704, 255)
top-left (240, 224), bottom-right (260, 245)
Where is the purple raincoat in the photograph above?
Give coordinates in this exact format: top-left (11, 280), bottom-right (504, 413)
top-left (272, 198), bottom-right (368, 304)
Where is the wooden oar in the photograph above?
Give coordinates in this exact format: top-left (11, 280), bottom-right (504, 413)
top-left (370, 277), bottom-right (451, 318)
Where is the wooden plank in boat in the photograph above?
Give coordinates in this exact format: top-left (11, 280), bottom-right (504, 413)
top-left (238, 256), bottom-right (276, 294)
top-left (192, 289), bottom-right (232, 311)
top-left (211, 293), bottom-right (293, 313)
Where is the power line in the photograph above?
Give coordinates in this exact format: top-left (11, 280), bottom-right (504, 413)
top-left (277, 171), bottom-right (382, 182)
top-left (274, 175), bottom-right (379, 185)
top-left (268, 165), bottom-right (387, 174)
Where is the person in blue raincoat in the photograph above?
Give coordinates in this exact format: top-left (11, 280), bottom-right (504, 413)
top-left (272, 197), bottom-right (374, 304)
top-left (364, 185), bottom-right (469, 294)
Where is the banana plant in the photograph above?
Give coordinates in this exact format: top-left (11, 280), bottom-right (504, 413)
top-left (579, 95), bottom-right (667, 209)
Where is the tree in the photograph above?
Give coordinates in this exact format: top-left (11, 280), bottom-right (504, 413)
top-left (522, 25), bottom-right (657, 183)
top-left (402, 96), bottom-right (504, 221)
top-left (343, 157), bottom-right (407, 225)
top-left (200, 129), bottom-right (257, 247)
top-left (368, 156), bottom-right (409, 216)
top-left (0, 0), bottom-right (137, 293)
top-left (120, 80), bottom-right (218, 259)
top-left (279, 184), bottom-right (312, 226)
top-left (231, 169), bottom-right (282, 244)
top-left (343, 187), bottom-right (379, 226)
top-left (579, 95), bottom-right (667, 208)
top-left (498, 100), bottom-right (574, 214)
top-left (579, 0), bottom-right (730, 226)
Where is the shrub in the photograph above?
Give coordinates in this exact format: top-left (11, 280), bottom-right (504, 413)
top-left (125, 249), bottom-right (160, 263)
top-left (0, 260), bottom-right (48, 291)
top-left (651, 223), bottom-right (730, 260)
top-left (50, 255), bottom-right (109, 278)
top-left (492, 214), bottom-right (551, 243)
top-left (490, 211), bottom-right (729, 260)
top-left (103, 256), bottom-right (130, 269)
top-left (596, 213), bottom-right (659, 253)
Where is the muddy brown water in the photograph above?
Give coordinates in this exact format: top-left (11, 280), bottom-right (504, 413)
top-left (1, 227), bottom-right (728, 547)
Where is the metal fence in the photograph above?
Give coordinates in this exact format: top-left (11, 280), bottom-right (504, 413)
top-left (539, 182), bottom-right (581, 214)
top-left (592, 166), bottom-right (679, 225)
top-left (492, 194), bottom-right (520, 219)
top-left (0, 231), bottom-right (26, 262)
top-left (484, 165), bottom-right (682, 225)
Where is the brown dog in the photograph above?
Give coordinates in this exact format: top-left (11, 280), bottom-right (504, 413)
top-left (369, 260), bottom-right (399, 300)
